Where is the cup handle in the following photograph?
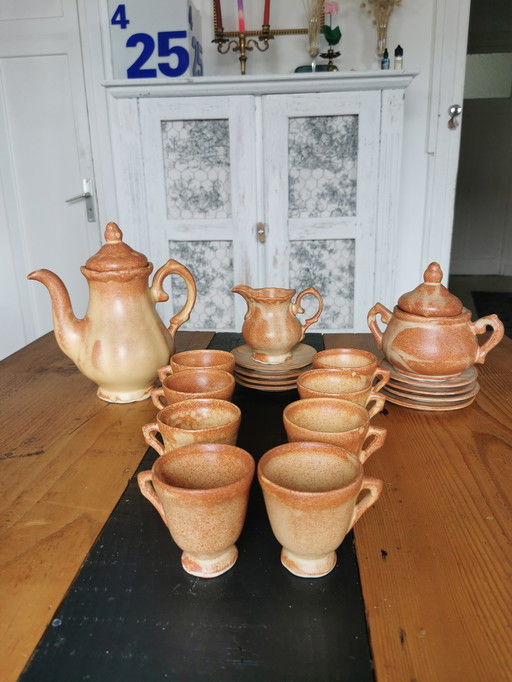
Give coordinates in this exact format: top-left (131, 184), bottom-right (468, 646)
top-left (359, 425), bottom-right (387, 464)
top-left (137, 471), bottom-right (167, 524)
top-left (349, 476), bottom-right (383, 530)
top-left (293, 287), bottom-right (324, 341)
top-left (365, 391), bottom-right (386, 418)
top-left (142, 422), bottom-right (165, 457)
top-left (150, 259), bottom-right (197, 340)
top-left (372, 367), bottom-right (391, 393)
top-left (151, 387), bottom-right (167, 411)
top-left (367, 302), bottom-right (392, 349)
top-left (471, 314), bottom-right (504, 364)
top-left (157, 364), bottom-right (173, 384)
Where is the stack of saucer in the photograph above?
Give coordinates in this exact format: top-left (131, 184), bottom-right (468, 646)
top-left (232, 343), bottom-right (316, 392)
top-left (379, 359), bottom-right (479, 411)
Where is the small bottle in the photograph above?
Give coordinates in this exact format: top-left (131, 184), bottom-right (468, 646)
top-left (394, 45), bottom-right (403, 70)
top-left (381, 48), bottom-right (390, 70)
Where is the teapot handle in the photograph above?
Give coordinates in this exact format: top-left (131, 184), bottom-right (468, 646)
top-left (292, 287), bottom-right (324, 341)
top-left (150, 260), bottom-right (197, 339)
top-left (367, 303), bottom-right (393, 349)
top-left (471, 314), bottom-right (504, 364)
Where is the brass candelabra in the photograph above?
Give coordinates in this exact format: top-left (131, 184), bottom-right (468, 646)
top-left (212, 24), bottom-right (274, 75)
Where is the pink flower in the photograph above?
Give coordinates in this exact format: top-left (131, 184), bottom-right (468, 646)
top-left (324, 2), bottom-right (339, 15)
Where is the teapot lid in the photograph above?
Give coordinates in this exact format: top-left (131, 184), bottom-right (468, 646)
top-left (397, 262), bottom-right (463, 317)
top-left (84, 223), bottom-right (149, 272)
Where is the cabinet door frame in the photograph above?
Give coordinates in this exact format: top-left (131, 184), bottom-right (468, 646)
top-left (137, 95), bottom-right (259, 329)
top-left (262, 91), bottom-right (381, 332)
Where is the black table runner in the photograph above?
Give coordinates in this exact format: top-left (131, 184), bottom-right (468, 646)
top-left (21, 333), bottom-right (374, 681)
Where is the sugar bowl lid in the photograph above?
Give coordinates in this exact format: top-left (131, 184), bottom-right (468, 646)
top-left (397, 262), bottom-right (463, 317)
top-left (84, 222), bottom-right (149, 272)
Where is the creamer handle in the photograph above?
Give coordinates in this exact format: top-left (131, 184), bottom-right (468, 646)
top-left (472, 314), bottom-right (504, 364)
top-left (367, 303), bottom-right (392, 349)
top-left (349, 476), bottom-right (383, 530)
top-left (150, 260), bottom-right (197, 339)
top-left (293, 287), bottom-right (324, 341)
top-left (137, 471), bottom-right (167, 524)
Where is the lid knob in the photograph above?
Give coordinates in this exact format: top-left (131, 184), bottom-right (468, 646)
top-left (397, 262), bottom-right (463, 317)
top-left (104, 222), bottom-right (123, 244)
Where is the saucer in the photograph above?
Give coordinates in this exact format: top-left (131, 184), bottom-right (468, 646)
top-left (380, 359), bottom-right (478, 387)
top-left (232, 344), bottom-right (316, 373)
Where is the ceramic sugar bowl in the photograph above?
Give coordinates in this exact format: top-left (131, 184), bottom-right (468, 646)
top-left (367, 262), bottom-right (504, 378)
top-left (28, 222), bottom-right (197, 402)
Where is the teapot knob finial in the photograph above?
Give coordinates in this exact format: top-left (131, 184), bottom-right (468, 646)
top-left (104, 222), bottom-right (123, 244)
top-left (424, 262), bottom-right (443, 284)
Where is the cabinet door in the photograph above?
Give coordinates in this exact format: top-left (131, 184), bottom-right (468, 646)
top-left (262, 92), bottom-right (380, 332)
top-left (139, 96), bottom-right (258, 331)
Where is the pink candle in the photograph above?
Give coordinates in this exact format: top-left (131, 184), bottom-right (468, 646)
top-left (213, 0), bottom-right (223, 29)
top-left (237, 0), bottom-right (245, 32)
top-left (263, 0), bottom-right (270, 25)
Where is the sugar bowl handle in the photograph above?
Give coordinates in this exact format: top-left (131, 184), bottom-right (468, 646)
top-left (367, 302), bottom-right (393, 349)
top-left (472, 314), bottom-right (504, 364)
top-left (292, 287), bottom-right (324, 341)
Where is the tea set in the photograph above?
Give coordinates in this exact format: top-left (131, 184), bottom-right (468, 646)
top-left (29, 223), bottom-right (505, 579)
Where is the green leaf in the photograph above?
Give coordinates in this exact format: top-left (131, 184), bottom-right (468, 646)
top-left (321, 25), bottom-right (341, 46)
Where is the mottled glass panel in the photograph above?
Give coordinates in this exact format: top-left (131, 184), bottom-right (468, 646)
top-left (288, 115), bottom-right (358, 218)
top-left (162, 120), bottom-right (231, 220)
top-left (289, 239), bottom-right (355, 329)
top-left (169, 240), bottom-right (234, 330)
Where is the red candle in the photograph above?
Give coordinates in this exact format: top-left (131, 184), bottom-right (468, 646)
top-left (213, 0), bottom-right (223, 29)
top-left (237, 0), bottom-right (245, 32)
top-left (263, 0), bottom-right (270, 25)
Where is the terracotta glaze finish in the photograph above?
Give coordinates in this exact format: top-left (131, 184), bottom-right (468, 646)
top-left (232, 285), bottom-right (323, 364)
top-left (258, 442), bottom-right (383, 577)
top-left (142, 399), bottom-right (241, 455)
top-left (367, 262), bottom-right (504, 378)
top-left (283, 396), bottom-right (387, 461)
top-left (27, 222), bottom-right (197, 402)
top-left (297, 368), bottom-right (389, 405)
top-left (311, 348), bottom-right (390, 391)
top-left (151, 368), bottom-right (235, 409)
top-left (138, 443), bottom-right (255, 578)
top-left (157, 349), bottom-right (235, 380)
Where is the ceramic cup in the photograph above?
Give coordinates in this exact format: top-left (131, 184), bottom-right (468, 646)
top-left (142, 399), bottom-right (242, 456)
top-left (138, 443), bottom-right (255, 578)
top-left (311, 348), bottom-right (390, 393)
top-left (283, 396), bottom-right (387, 461)
top-left (151, 368), bottom-right (235, 409)
top-left (258, 442), bottom-right (383, 578)
top-left (158, 349), bottom-right (235, 382)
top-left (297, 368), bottom-right (387, 407)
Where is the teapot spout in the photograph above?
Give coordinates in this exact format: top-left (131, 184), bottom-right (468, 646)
top-left (27, 269), bottom-right (85, 361)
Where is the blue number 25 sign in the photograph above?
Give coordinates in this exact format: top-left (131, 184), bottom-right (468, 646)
top-left (110, 2), bottom-right (203, 79)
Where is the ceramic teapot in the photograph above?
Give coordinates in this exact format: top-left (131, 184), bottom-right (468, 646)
top-left (232, 285), bottom-right (323, 364)
top-left (28, 222), bottom-right (197, 402)
top-left (367, 262), bottom-right (504, 378)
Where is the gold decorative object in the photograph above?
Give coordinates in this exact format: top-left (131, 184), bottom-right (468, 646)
top-left (360, 0), bottom-right (403, 59)
top-left (302, 0), bottom-right (324, 69)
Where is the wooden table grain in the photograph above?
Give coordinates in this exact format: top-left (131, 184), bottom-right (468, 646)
top-left (1, 331), bottom-right (511, 682)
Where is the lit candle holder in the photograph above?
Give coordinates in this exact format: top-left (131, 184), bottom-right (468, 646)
top-left (237, 0), bottom-right (245, 33)
top-left (263, 0), bottom-right (270, 25)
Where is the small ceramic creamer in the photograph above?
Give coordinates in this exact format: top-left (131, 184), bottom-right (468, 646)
top-left (28, 222), bottom-right (197, 402)
top-left (367, 262), bottom-right (504, 378)
top-left (232, 285), bottom-right (323, 364)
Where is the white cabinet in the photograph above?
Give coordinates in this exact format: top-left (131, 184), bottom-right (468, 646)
top-left (105, 72), bottom-right (414, 332)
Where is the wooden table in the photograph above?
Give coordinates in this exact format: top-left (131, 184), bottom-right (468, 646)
top-left (1, 331), bottom-right (511, 681)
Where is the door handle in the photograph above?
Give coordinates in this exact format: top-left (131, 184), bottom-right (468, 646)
top-left (65, 179), bottom-right (96, 222)
top-left (257, 222), bottom-right (266, 243)
top-left (448, 104), bottom-right (462, 129)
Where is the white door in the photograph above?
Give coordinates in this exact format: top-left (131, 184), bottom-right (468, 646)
top-left (263, 92), bottom-right (380, 332)
top-left (0, 0), bottom-right (101, 358)
top-left (138, 95), bottom-right (259, 331)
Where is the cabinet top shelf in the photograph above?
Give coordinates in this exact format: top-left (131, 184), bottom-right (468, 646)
top-left (103, 70), bottom-right (418, 99)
